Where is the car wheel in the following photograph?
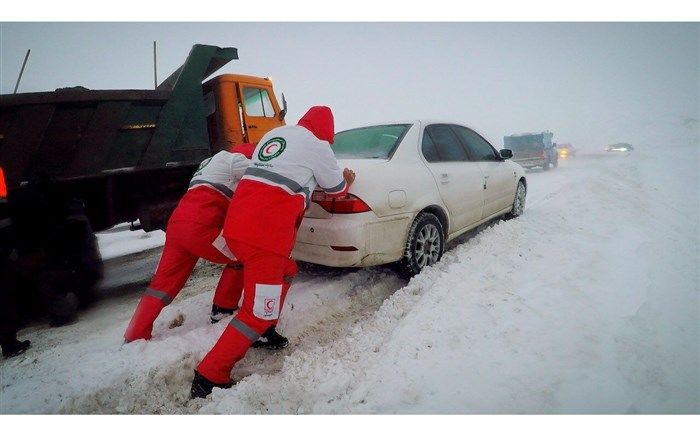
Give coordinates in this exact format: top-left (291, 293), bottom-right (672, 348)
top-left (397, 212), bottom-right (444, 278)
top-left (505, 179), bottom-right (527, 219)
top-left (542, 160), bottom-right (550, 171)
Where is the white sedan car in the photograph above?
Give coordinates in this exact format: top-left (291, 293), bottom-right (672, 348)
top-left (292, 120), bottom-right (527, 277)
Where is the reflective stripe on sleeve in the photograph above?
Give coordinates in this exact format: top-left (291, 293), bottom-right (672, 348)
top-left (188, 180), bottom-right (234, 198)
top-left (144, 288), bottom-right (174, 305)
top-left (321, 179), bottom-right (347, 195)
top-left (229, 318), bottom-right (260, 342)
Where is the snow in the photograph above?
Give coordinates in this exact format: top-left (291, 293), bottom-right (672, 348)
top-left (96, 222), bottom-right (165, 260)
top-left (1, 147), bottom-right (698, 414)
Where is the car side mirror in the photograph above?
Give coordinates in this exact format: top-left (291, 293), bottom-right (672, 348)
top-left (499, 149), bottom-right (513, 159)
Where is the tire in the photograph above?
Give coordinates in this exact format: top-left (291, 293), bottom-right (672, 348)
top-left (505, 179), bottom-right (527, 220)
top-left (397, 212), bottom-right (445, 279)
top-left (542, 160), bottom-right (550, 171)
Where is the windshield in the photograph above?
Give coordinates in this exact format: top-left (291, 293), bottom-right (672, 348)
top-left (332, 124), bottom-right (411, 159)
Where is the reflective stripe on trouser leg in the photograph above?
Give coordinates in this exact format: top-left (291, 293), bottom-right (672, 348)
top-left (212, 262), bottom-right (244, 310)
top-left (124, 236), bottom-right (198, 342)
top-left (196, 314), bottom-right (271, 385)
top-left (196, 242), bottom-right (289, 384)
top-left (144, 288), bottom-right (174, 305)
top-left (124, 291), bottom-right (167, 342)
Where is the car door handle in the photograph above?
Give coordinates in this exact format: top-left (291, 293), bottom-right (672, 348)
top-left (247, 125), bottom-right (258, 129)
top-left (440, 173), bottom-right (450, 184)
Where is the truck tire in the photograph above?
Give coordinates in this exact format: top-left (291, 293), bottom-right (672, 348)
top-left (396, 212), bottom-right (444, 279)
top-left (57, 199), bottom-right (104, 309)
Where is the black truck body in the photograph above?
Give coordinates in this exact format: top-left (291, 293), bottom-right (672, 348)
top-left (0, 44), bottom-right (238, 232)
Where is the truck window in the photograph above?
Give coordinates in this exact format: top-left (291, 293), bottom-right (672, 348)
top-left (242, 87), bottom-right (274, 118)
top-left (423, 124), bottom-right (469, 162)
top-left (452, 125), bottom-right (497, 161)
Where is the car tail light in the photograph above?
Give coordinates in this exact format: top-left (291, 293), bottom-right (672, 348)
top-left (539, 151), bottom-right (546, 159)
top-left (311, 191), bottom-right (371, 214)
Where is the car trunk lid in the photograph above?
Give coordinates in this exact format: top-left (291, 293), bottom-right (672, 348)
top-left (304, 158), bottom-right (386, 219)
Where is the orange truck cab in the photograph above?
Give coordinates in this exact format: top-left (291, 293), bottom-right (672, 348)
top-left (204, 74), bottom-right (286, 152)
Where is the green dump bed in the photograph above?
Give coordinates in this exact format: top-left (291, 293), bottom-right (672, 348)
top-left (0, 44), bottom-right (238, 232)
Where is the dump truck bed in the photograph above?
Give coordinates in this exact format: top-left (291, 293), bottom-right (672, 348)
top-left (1, 89), bottom-right (175, 187)
top-left (0, 44), bottom-right (239, 232)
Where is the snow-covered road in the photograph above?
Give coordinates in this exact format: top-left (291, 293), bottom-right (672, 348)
top-left (1, 147), bottom-right (698, 414)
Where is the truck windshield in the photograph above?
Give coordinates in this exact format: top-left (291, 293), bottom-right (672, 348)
top-left (332, 124), bottom-right (411, 159)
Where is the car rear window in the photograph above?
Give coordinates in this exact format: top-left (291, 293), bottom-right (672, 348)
top-left (332, 124), bottom-right (411, 159)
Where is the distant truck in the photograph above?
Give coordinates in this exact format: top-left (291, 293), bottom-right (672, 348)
top-left (503, 131), bottom-right (558, 170)
top-left (1, 44), bottom-right (287, 235)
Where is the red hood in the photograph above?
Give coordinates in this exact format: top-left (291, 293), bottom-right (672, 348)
top-left (297, 106), bottom-right (335, 144)
top-left (229, 142), bottom-right (256, 159)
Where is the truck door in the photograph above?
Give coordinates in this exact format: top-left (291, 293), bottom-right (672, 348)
top-left (452, 125), bottom-right (516, 218)
top-left (236, 83), bottom-right (282, 144)
top-left (420, 124), bottom-right (483, 233)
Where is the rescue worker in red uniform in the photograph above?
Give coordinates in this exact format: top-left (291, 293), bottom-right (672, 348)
top-left (191, 106), bottom-right (356, 398)
top-left (124, 143), bottom-right (288, 346)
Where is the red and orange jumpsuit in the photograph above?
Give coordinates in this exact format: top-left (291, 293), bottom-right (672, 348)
top-left (123, 143), bottom-right (255, 342)
top-left (195, 106), bottom-right (349, 385)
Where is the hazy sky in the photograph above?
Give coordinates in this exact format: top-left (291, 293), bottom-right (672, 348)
top-left (1, 22), bottom-right (698, 149)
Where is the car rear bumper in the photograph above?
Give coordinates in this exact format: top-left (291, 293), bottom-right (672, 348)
top-left (292, 212), bottom-right (413, 267)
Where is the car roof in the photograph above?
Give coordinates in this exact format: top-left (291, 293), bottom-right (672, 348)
top-left (337, 119), bottom-right (497, 144)
top-left (339, 119), bottom-right (481, 129)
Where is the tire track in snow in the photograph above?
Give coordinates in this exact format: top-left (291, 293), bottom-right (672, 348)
top-left (59, 266), bottom-right (406, 413)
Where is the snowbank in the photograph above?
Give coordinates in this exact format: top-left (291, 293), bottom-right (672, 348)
top-left (96, 223), bottom-right (165, 260)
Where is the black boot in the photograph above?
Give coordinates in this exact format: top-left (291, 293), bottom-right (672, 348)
top-left (2, 339), bottom-right (31, 358)
top-left (190, 370), bottom-right (233, 399)
top-left (210, 304), bottom-right (236, 324)
top-left (252, 326), bottom-right (289, 350)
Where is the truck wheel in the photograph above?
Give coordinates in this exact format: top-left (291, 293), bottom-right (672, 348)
top-left (397, 212), bottom-right (444, 279)
top-left (61, 200), bottom-right (104, 308)
top-left (505, 179), bottom-right (527, 219)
